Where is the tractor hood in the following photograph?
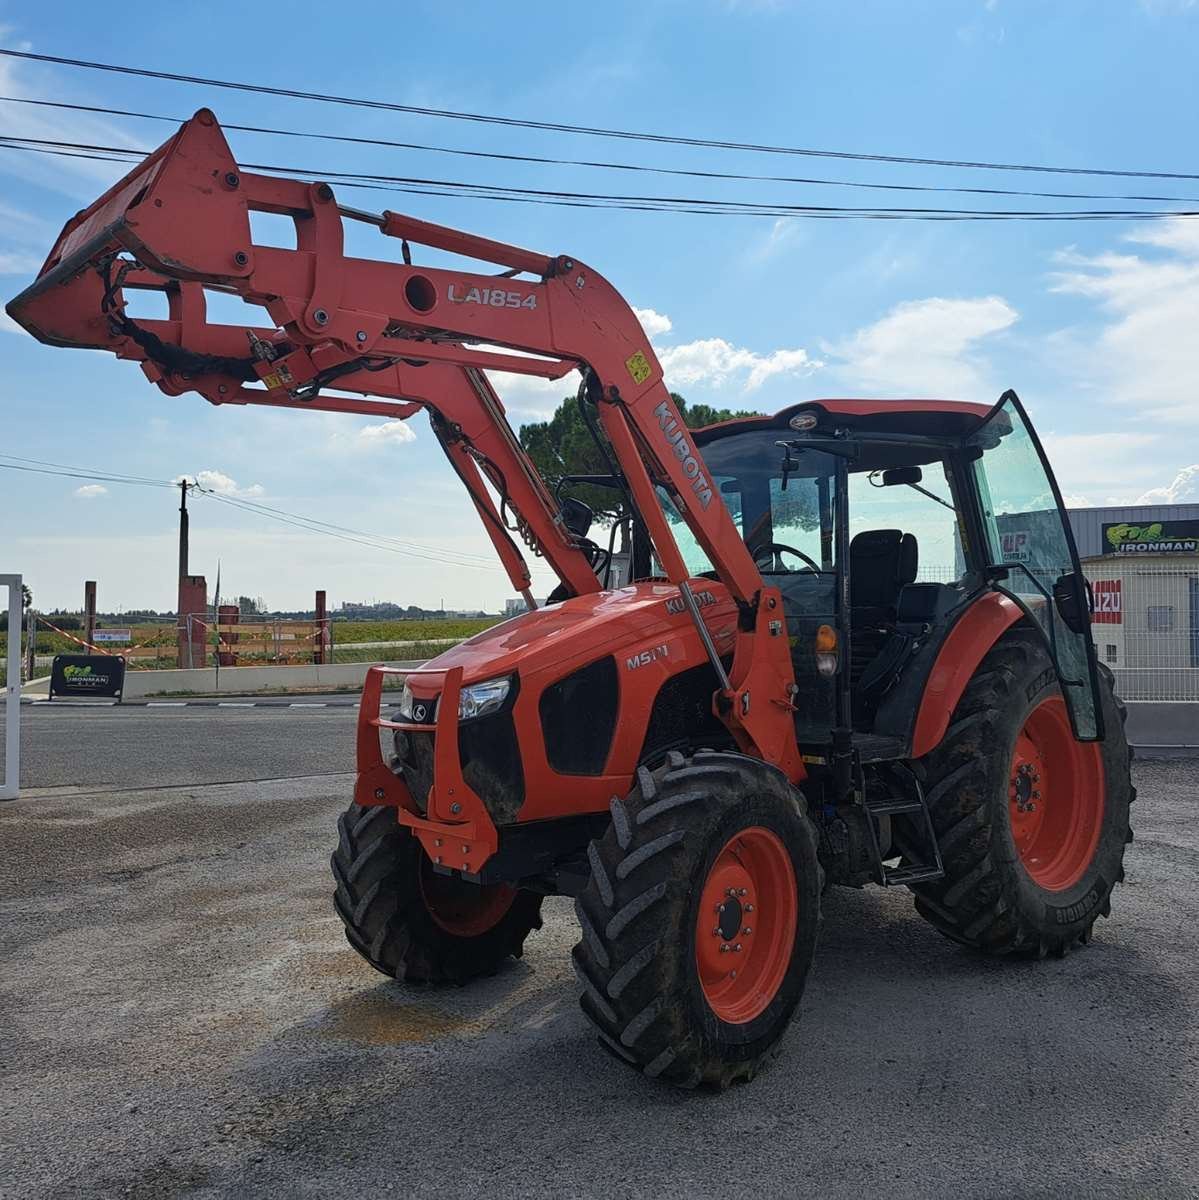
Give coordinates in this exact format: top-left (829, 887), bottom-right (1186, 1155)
top-left (409, 582), bottom-right (736, 695)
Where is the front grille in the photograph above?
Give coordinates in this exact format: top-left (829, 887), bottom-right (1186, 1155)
top-left (393, 710), bottom-right (525, 825)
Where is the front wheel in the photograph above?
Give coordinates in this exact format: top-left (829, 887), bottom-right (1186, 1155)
top-left (902, 627), bottom-right (1133, 957)
top-left (331, 802), bottom-right (543, 983)
top-left (572, 751), bottom-right (822, 1089)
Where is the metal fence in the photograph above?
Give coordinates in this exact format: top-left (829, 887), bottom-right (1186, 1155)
top-left (914, 560), bottom-right (1199, 702)
top-left (1082, 558), bottom-right (1199, 702)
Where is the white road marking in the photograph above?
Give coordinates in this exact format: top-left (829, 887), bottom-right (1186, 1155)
top-left (147, 702), bottom-right (187, 707)
top-left (217, 702), bottom-right (256, 708)
top-left (289, 703), bottom-right (327, 708)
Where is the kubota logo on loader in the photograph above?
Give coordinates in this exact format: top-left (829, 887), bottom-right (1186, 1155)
top-left (652, 400), bottom-right (713, 509)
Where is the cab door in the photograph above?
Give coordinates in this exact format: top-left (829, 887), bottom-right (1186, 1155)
top-left (967, 390), bottom-right (1103, 740)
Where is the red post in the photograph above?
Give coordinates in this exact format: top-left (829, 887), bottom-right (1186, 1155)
top-left (314, 589), bottom-right (327, 665)
top-left (176, 575), bottom-right (208, 669)
top-left (83, 580), bottom-right (97, 648)
top-left (217, 604), bottom-right (239, 666)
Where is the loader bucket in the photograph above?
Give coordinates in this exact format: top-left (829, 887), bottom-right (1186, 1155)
top-left (5, 109), bottom-right (253, 351)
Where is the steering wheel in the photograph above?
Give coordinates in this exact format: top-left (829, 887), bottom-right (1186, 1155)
top-left (752, 542), bottom-right (821, 574)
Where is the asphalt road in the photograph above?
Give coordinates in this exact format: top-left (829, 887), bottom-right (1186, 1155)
top-left (8, 701), bottom-right (358, 790)
top-left (1, 705), bottom-right (1196, 1199)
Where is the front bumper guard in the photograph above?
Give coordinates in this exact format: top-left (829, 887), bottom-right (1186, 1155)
top-left (354, 664), bottom-right (500, 874)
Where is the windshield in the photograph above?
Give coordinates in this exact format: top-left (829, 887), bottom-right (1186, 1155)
top-left (656, 429), bottom-right (839, 576)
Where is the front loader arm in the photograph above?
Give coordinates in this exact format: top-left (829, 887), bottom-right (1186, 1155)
top-left (7, 108), bottom-right (803, 778)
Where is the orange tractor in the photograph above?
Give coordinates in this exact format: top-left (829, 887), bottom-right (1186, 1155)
top-left (8, 111), bottom-right (1132, 1089)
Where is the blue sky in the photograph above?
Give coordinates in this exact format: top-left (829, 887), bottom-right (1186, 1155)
top-left (2, 0), bottom-right (1198, 612)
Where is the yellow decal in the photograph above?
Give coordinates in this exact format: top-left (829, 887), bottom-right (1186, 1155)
top-left (625, 350), bottom-right (652, 385)
top-left (261, 372), bottom-right (283, 391)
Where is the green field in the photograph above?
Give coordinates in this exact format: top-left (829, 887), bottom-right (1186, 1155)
top-left (1, 615), bottom-right (504, 669)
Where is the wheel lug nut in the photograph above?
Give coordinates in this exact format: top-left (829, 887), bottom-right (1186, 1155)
top-left (720, 944), bottom-right (730, 953)
top-left (745, 904), bottom-right (754, 912)
top-left (726, 888), bottom-right (736, 897)
top-left (1032, 791), bottom-right (1041, 799)
top-left (742, 926), bottom-right (752, 935)
top-left (733, 943), bottom-right (743, 953)
top-left (738, 888), bottom-right (747, 896)
top-left (718, 904), bottom-right (725, 913)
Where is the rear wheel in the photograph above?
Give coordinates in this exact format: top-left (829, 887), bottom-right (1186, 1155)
top-left (903, 627), bottom-right (1133, 956)
top-left (331, 802), bottom-right (543, 983)
top-left (572, 751), bottom-right (822, 1088)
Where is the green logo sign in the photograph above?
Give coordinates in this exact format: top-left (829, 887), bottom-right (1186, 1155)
top-left (1103, 520), bottom-right (1199, 554)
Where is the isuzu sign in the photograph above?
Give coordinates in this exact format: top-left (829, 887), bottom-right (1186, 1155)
top-left (1092, 579), bottom-right (1122, 624)
top-left (1103, 520), bottom-right (1199, 554)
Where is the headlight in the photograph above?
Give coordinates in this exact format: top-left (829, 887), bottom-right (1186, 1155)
top-left (458, 676), bottom-right (511, 722)
top-left (396, 681), bottom-right (415, 720)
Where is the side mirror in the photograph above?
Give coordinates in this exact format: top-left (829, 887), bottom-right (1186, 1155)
top-left (1053, 572), bottom-right (1090, 635)
top-left (561, 496), bottom-right (594, 540)
top-left (881, 466), bottom-right (923, 486)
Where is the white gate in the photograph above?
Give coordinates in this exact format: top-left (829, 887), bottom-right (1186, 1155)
top-left (1, 574), bottom-right (20, 801)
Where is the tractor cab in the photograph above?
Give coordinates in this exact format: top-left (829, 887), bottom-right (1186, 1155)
top-left (681, 392), bottom-right (1102, 758)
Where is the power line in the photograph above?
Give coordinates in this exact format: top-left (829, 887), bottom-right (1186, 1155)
top-left (0, 455), bottom-right (507, 571)
top-left (6, 93), bottom-right (1199, 207)
top-left (195, 490), bottom-right (508, 573)
top-left (4, 46), bottom-right (1199, 182)
top-left (191, 489), bottom-right (500, 567)
top-left (0, 452), bottom-right (181, 487)
top-left (0, 459), bottom-right (177, 488)
top-left (3, 135), bottom-right (1197, 221)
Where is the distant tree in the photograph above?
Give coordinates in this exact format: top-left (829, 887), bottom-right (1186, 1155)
top-left (236, 595), bottom-right (264, 615)
top-left (21, 583), bottom-right (32, 611)
top-left (519, 392), bottom-right (759, 523)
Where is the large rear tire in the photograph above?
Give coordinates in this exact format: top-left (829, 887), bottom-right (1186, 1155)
top-left (572, 751), bottom-right (822, 1089)
top-left (902, 627), bottom-right (1133, 957)
top-left (331, 802), bottom-right (543, 983)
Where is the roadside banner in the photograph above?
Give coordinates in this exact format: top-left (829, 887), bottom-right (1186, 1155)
top-left (49, 655), bottom-right (126, 701)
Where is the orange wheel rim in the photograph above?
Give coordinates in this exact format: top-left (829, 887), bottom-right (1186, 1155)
top-left (418, 858), bottom-right (516, 937)
top-left (1009, 695), bottom-right (1105, 892)
top-left (694, 826), bottom-right (797, 1024)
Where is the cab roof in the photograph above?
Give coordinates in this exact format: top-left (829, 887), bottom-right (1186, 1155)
top-left (693, 399), bottom-right (994, 447)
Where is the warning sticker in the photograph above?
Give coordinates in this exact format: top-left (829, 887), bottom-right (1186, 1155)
top-left (625, 351), bottom-right (652, 385)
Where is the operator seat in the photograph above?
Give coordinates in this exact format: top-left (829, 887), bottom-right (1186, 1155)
top-left (849, 530), bottom-right (918, 718)
top-left (850, 529), bottom-right (918, 626)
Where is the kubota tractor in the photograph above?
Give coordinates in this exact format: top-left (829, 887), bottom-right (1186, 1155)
top-left (8, 110), bottom-right (1133, 1090)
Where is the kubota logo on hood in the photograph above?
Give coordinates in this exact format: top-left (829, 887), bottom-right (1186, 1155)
top-left (653, 400), bottom-right (713, 509)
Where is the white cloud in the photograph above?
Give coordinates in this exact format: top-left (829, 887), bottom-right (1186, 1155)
top-left (72, 484), bottom-right (107, 499)
top-left (633, 307), bottom-right (673, 338)
top-left (1136, 463), bottom-right (1199, 505)
top-left (824, 296), bottom-right (1018, 398)
top-left (1040, 430), bottom-right (1164, 503)
top-left (1050, 219), bottom-right (1199, 421)
top-left (174, 470), bottom-right (265, 499)
top-left (485, 367), bottom-right (581, 421)
top-left (0, 249), bottom-right (42, 275)
top-left (745, 219), bottom-right (801, 264)
top-left (357, 419), bottom-right (417, 447)
top-left (0, 45), bottom-right (147, 196)
top-left (657, 338), bottom-right (821, 392)
top-left (0, 309), bottom-right (28, 336)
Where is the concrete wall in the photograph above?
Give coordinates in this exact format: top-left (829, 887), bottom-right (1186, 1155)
top-left (23, 659), bottom-right (426, 699)
top-left (1123, 701), bottom-right (1199, 752)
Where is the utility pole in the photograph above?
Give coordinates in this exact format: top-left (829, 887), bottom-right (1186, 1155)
top-left (178, 479), bottom-right (190, 579)
top-left (83, 580), bottom-right (97, 649)
top-left (174, 478), bottom-right (207, 670)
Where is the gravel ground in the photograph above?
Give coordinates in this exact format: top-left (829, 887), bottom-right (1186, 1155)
top-left (0, 710), bottom-right (1196, 1199)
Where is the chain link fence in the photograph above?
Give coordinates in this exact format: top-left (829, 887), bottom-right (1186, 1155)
top-left (1082, 558), bottom-right (1199, 702)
